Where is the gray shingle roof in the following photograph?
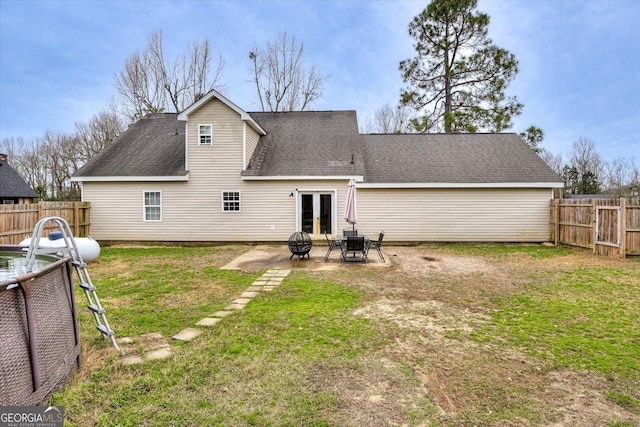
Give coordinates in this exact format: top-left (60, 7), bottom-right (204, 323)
top-left (74, 113), bottom-right (186, 177)
top-left (362, 133), bottom-right (562, 184)
top-left (72, 108), bottom-right (561, 186)
top-left (245, 111), bottom-right (365, 177)
top-left (0, 157), bottom-right (38, 198)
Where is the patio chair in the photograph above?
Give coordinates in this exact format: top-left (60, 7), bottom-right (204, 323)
top-left (343, 228), bottom-right (358, 237)
top-left (368, 231), bottom-right (385, 262)
top-left (341, 236), bottom-right (368, 263)
top-left (324, 232), bottom-right (343, 262)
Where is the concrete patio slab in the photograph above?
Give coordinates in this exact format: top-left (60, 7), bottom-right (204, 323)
top-left (220, 245), bottom-right (391, 272)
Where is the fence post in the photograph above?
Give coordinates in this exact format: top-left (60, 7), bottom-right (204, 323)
top-left (619, 198), bottom-right (627, 258)
top-left (592, 199), bottom-right (598, 254)
top-left (74, 202), bottom-right (80, 237)
top-left (554, 199), bottom-right (560, 246)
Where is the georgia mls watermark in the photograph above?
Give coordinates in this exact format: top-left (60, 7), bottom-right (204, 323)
top-left (0, 406), bottom-right (64, 427)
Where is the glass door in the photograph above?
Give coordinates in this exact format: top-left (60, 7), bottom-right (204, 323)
top-left (299, 192), bottom-right (334, 238)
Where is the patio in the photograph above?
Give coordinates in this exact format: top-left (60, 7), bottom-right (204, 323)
top-left (220, 244), bottom-right (391, 272)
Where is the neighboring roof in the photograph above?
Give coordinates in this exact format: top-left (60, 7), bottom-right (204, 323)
top-left (74, 113), bottom-right (186, 179)
top-left (177, 89), bottom-right (266, 136)
top-left (0, 157), bottom-right (38, 198)
top-left (245, 110), bottom-right (364, 178)
top-left (361, 133), bottom-right (563, 186)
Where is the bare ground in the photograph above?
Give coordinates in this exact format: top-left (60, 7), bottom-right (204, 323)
top-left (310, 245), bottom-right (639, 427)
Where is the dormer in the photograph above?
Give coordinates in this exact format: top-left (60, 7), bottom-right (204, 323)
top-left (177, 89), bottom-right (266, 170)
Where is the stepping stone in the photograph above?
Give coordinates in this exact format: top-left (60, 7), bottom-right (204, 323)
top-left (275, 270), bottom-right (290, 276)
top-left (233, 298), bottom-right (252, 304)
top-left (145, 347), bottom-right (172, 361)
top-left (246, 286), bottom-right (263, 292)
top-left (172, 328), bottom-right (203, 342)
top-left (121, 355), bottom-right (144, 366)
top-left (117, 336), bottom-right (135, 345)
top-left (263, 286), bottom-right (275, 292)
top-left (226, 303), bottom-right (246, 310)
top-left (241, 291), bottom-right (260, 298)
top-left (213, 310), bottom-right (234, 318)
top-left (140, 332), bottom-right (164, 340)
top-left (196, 317), bottom-right (221, 327)
top-left (269, 277), bottom-right (285, 283)
top-left (146, 341), bottom-right (170, 351)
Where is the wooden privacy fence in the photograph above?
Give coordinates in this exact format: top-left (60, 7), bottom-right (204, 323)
top-left (550, 198), bottom-right (640, 258)
top-left (0, 202), bottom-right (90, 245)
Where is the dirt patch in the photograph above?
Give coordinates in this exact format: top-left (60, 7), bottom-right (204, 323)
top-left (324, 245), bottom-right (640, 426)
top-left (387, 246), bottom-right (495, 276)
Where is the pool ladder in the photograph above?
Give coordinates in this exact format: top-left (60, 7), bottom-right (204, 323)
top-left (24, 217), bottom-right (120, 351)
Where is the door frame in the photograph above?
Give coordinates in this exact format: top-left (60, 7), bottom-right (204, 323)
top-left (295, 188), bottom-right (338, 238)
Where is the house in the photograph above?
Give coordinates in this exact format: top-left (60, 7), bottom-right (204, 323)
top-left (72, 90), bottom-right (563, 242)
top-left (0, 154), bottom-right (39, 204)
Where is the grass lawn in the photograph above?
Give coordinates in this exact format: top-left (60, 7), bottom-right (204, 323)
top-left (51, 244), bottom-right (639, 426)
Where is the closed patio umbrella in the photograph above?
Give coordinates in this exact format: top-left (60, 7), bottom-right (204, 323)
top-left (344, 178), bottom-right (357, 233)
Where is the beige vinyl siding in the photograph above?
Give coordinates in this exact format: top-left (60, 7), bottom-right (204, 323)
top-left (83, 183), bottom-right (552, 242)
top-left (356, 188), bottom-right (552, 242)
top-left (82, 180), bottom-right (345, 241)
top-left (244, 125), bottom-right (260, 169)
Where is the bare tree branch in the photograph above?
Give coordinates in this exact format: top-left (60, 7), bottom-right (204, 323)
top-left (249, 32), bottom-right (327, 112)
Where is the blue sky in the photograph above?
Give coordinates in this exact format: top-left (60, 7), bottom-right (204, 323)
top-left (0, 0), bottom-right (638, 162)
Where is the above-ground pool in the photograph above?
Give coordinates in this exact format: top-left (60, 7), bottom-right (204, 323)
top-left (0, 246), bottom-right (81, 406)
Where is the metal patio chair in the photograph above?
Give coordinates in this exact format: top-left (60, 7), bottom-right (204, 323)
top-left (367, 231), bottom-right (385, 262)
top-left (341, 236), bottom-right (368, 263)
top-left (343, 228), bottom-right (358, 237)
top-left (324, 232), bottom-right (343, 262)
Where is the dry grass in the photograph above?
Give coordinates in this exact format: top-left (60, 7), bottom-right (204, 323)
top-left (52, 244), bottom-right (639, 426)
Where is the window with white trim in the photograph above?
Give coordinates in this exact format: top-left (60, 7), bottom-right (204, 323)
top-left (222, 191), bottom-right (240, 212)
top-left (199, 124), bottom-right (212, 145)
top-left (144, 191), bottom-right (162, 221)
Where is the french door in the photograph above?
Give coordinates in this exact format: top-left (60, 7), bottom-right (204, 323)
top-left (298, 191), bottom-right (335, 238)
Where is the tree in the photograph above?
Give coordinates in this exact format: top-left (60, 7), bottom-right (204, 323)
top-left (115, 31), bottom-right (224, 120)
top-left (400, 0), bottom-right (522, 133)
top-left (602, 157), bottom-right (639, 197)
top-left (562, 137), bottom-right (603, 194)
top-left (539, 149), bottom-right (563, 175)
top-left (361, 104), bottom-right (414, 133)
top-left (519, 126), bottom-right (544, 153)
top-left (249, 32), bottom-right (327, 112)
top-left (74, 102), bottom-right (126, 164)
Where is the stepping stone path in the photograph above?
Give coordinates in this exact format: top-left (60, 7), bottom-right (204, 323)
top-left (118, 269), bottom-right (290, 365)
top-left (118, 332), bottom-right (172, 365)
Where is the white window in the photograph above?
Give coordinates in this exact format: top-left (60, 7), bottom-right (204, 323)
top-left (199, 124), bottom-right (212, 145)
top-left (144, 191), bottom-right (162, 221)
top-left (222, 191), bottom-right (241, 212)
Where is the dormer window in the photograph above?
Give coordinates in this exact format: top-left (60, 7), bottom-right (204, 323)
top-left (199, 124), bottom-right (212, 145)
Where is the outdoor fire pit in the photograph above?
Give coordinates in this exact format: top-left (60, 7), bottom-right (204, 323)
top-left (288, 231), bottom-right (312, 260)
